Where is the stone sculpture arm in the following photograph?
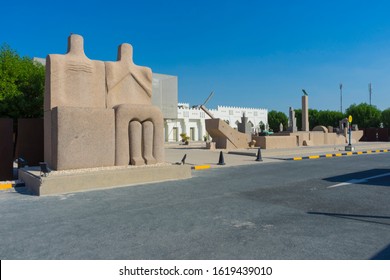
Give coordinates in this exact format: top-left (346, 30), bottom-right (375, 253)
top-left (131, 67), bottom-right (152, 97)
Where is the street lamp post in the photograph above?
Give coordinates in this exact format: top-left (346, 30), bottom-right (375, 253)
top-left (369, 83), bottom-right (372, 106)
top-left (340, 83), bottom-right (343, 113)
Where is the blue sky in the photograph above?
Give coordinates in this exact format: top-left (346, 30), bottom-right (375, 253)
top-left (2, 0), bottom-right (390, 114)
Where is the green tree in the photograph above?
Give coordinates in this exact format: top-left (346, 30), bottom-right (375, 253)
top-left (381, 108), bottom-right (390, 128)
top-left (268, 110), bottom-right (288, 132)
top-left (293, 109), bottom-right (320, 130)
top-left (294, 109), bottom-right (302, 130)
top-left (0, 44), bottom-right (45, 119)
top-left (292, 109), bottom-right (345, 130)
top-left (316, 110), bottom-right (345, 128)
top-left (259, 121), bottom-right (265, 131)
top-left (309, 109), bottom-right (319, 129)
top-left (345, 103), bottom-right (381, 128)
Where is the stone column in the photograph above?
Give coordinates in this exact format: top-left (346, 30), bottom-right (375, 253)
top-left (288, 107), bottom-right (297, 132)
top-left (197, 119), bottom-right (204, 141)
top-left (302, 95), bottom-right (309, 132)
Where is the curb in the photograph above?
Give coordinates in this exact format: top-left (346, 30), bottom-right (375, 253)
top-left (0, 183), bottom-right (13, 190)
top-left (0, 182), bottom-right (25, 191)
top-left (290, 149), bottom-right (389, 161)
top-left (191, 165), bottom-right (211, 170)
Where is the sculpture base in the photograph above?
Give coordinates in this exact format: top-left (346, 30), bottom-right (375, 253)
top-left (19, 164), bottom-right (192, 196)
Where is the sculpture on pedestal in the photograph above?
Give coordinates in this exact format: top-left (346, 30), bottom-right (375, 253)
top-left (44, 34), bottom-right (164, 170)
top-left (301, 92), bottom-right (309, 132)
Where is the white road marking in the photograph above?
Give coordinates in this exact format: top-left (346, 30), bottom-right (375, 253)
top-left (327, 172), bottom-right (390, 189)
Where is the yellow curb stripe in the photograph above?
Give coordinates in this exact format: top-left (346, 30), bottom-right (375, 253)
top-left (0, 184), bottom-right (13, 190)
top-left (289, 148), bottom-right (390, 162)
top-left (192, 165), bottom-right (211, 170)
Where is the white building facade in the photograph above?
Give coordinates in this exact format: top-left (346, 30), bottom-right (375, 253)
top-left (165, 103), bottom-right (268, 142)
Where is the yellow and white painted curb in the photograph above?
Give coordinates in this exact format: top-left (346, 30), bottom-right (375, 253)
top-left (291, 149), bottom-right (389, 161)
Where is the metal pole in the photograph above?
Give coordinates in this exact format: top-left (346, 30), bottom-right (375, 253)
top-left (349, 125), bottom-right (352, 146)
top-left (369, 83), bottom-right (372, 106)
top-left (340, 83), bottom-right (343, 113)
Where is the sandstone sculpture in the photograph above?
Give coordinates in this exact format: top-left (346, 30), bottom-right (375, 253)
top-left (302, 95), bottom-right (309, 132)
top-left (288, 107), bottom-right (297, 132)
top-left (106, 44), bottom-right (164, 166)
top-left (237, 113), bottom-right (252, 135)
top-left (44, 34), bottom-right (164, 170)
top-left (205, 119), bottom-right (251, 149)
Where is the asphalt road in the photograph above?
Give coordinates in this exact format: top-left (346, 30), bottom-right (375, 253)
top-left (0, 153), bottom-right (389, 259)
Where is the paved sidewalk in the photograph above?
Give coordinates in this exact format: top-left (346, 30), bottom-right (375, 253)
top-left (164, 141), bottom-right (390, 168)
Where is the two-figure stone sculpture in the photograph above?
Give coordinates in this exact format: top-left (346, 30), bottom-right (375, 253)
top-left (44, 34), bottom-right (164, 170)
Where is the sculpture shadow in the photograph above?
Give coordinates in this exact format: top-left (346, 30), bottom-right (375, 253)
top-left (308, 212), bottom-right (390, 259)
top-left (170, 147), bottom-right (208, 150)
top-left (370, 244), bottom-right (390, 260)
top-left (323, 168), bottom-right (390, 188)
top-left (307, 211), bottom-right (390, 227)
top-left (14, 185), bottom-right (34, 196)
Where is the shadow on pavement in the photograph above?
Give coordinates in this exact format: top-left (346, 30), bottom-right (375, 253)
top-left (14, 186), bottom-right (34, 196)
top-left (323, 169), bottom-right (390, 188)
top-left (307, 211), bottom-right (390, 226)
top-left (370, 244), bottom-right (390, 260)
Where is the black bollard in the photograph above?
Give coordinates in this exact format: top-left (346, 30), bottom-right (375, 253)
top-left (175, 154), bottom-right (187, 165)
top-left (181, 154), bottom-right (187, 165)
top-left (255, 147), bottom-right (263, 162)
top-left (218, 151), bottom-right (226, 165)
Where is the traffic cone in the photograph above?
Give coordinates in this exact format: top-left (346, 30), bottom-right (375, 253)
top-left (255, 147), bottom-right (263, 162)
top-left (218, 151), bottom-right (226, 165)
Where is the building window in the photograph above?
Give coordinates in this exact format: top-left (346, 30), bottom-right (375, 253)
top-left (200, 112), bottom-right (205, 118)
top-left (254, 111), bottom-right (258, 116)
top-left (229, 110), bottom-right (233, 115)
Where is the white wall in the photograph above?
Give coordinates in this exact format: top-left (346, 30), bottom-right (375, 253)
top-left (165, 103), bottom-right (268, 142)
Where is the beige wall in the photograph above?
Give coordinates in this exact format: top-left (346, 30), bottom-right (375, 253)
top-left (253, 135), bottom-right (297, 149)
top-left (253, 130), bottom-right (364, 149)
